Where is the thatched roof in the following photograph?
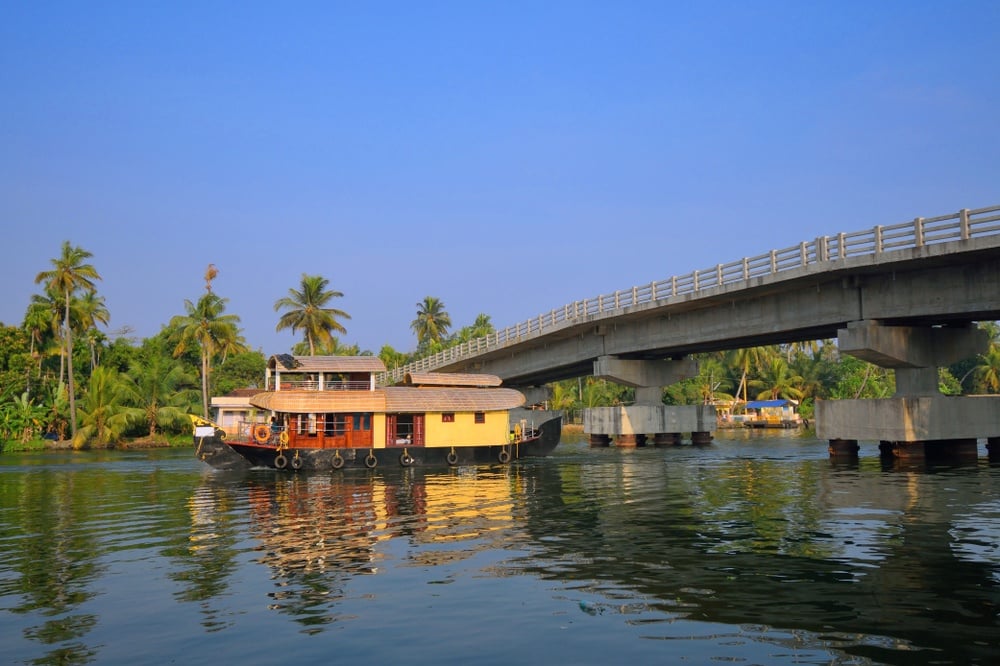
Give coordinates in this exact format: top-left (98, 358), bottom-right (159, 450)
top-left (268, 355), bottom-right (386, 373)
top-left (251, 391), bottom-right (387, 413)
top-left (249, 387), bottom-right (524, 414)
top-left (403, 372), bottom-right (502, 387)
top-left (384, 387), bottom-right (523, 411)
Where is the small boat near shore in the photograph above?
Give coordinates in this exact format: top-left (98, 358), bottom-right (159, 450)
top-left (191, 354), bottom-right (561, 471)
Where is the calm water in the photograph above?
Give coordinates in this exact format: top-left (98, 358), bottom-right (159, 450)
top-left (1, 432), bottom-right (998, 665)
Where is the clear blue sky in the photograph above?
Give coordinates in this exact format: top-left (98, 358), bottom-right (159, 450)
top-left (2, 1), bottom-right (998, 354)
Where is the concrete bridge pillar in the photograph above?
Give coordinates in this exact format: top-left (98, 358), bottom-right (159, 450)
top-left (512, 385), bottom-right (552, 407)
top-left (585, 355), bottom-right (715, 446)
top-left (592, 356), bottom-right (698, 399)
top-left (817, 320), bottom-right (1000, 459)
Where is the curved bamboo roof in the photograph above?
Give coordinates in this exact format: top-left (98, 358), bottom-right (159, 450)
top-left (249, 387), bottom-right (524, 414)
top-left (384, 387), bottom-right (523, 411)
top-left (268, 354), bottom-right (386, 373)
top-left (402, 372), bottom-right (502, 387)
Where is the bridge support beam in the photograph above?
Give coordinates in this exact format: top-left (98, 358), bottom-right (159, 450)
top-left (593, 356), bottom-right (698, 401)
top-left (586, 356), bottom-right (712, 446)
top-left (511, 386), bottom-right (552, 408)
top-left (584, 404), bottom-right (717, 447)
top-left (817, 320), bottom-right (1000, 458)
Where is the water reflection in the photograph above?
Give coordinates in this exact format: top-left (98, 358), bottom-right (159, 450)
top-left (188, 466), bottom-right (523, 633)
top-left (507, 449), bottom-right (1000, 664)
top-left (2, 443), bottom-right (998, 665)
top-left (0, 457), bottom-right (199, 664)
top-left (182, 448), bottom-right (1000, 664)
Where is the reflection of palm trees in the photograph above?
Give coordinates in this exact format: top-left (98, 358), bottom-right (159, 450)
top-left (6, 469), bottom-right (104, 662)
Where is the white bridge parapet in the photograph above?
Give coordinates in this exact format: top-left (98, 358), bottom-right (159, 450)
top-left (380, 204), bottom-right (1000, 386)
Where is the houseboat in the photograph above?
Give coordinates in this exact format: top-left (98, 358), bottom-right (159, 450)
top-left (740, 399), bottom-right (803, 429)
top-left (192, 354), bottom-right (562, 471)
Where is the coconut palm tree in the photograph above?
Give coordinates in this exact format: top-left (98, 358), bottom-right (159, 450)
top-left (73, 366), bottom-right (141, 449)
top-left (729, 345), bottom-right (773, 405)
top-left (23, 296), bottom-right (58, 391)
top-left (973, 345), bottom-right (1000, 393)
top-left (34, 241), bottom-right (101, 438)
top-left (411, 296), bottom-right (451, 350)
top-left (274, 274), bottom-right (350, 355)
top-left (169, 291), bottom-right (246, 418)
top-left (74, 289), bottom-right (111, 371)
top-left (754, 357), bottom-right (805, 401)
top-left (125, 354), bottom-right (199, 438)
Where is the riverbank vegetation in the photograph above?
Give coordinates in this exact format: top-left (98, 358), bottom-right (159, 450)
top-left (2, 242), bottom-right (999, 451)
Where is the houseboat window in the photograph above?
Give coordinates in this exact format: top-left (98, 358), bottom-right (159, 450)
top-left (474, 411), bottom-right (485, 424)
top-left (324, 414), bottom-right (347, 436)
top-left (395, 414), bottom-right (414, 444)
top-left (352, 413), bottom-right (372, 431)
top-left (441, 413), bottom-right (455, 423)
top-left (308, 413), bottom-right (317, 434)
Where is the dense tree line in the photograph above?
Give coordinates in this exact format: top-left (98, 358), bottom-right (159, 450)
top-left (2, 242), bottom-right (999, 450)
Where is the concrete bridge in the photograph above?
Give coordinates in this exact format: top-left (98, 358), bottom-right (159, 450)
top-left (382, 204), bottom-right (1000, 457)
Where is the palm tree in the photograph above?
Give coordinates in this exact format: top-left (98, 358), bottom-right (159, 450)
top-left (23, 297), bottom-right (57, 391)
top-left (453, 313), bottom-right (495, 345)
top-left (754, 357), bottom-right (805, 401)
top-left (379, 344), bottom-right (410, 371)
top-left (73, 366), bottom-right (141, 449)
top-left (411, 296), bottom-right (452, 350)
top-left (34, 241), bottom-right (101, 438)
top-left (125, 355), bottom-right (198, 437)
top-left (169, 291), bottom-right (246, 418)
top-left (28, 285), bottom-right (67, 382)
top-left (729, 345), bottom-right (776, 404)
top-left (74, 289), bottom-right (111, 370)
top-left (973, 345), bottom-right (1000, 393)
top-left (274, 274), bottom-right (350, 355)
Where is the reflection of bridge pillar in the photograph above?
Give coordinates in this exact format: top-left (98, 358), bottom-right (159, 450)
top-left (989, 437), bottom-right (1000, 462)
top-left (585, 355), bottom-right (714, 446)
top-left (817, 320), bottom-right (1000, 458)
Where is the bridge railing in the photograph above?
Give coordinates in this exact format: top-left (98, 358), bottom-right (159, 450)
top-left (380, 205), bottom-right (1000, 385)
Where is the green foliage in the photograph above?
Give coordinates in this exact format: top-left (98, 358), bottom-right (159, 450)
top-left (73, 366), bottom-right (143, 448)
top-left (167, 290), bottom-right (246, 417)
top-left (213, 350), bottom-right (267, 395)
top-left (274, 274), bottom-right (350, 355)
top-left (411, 296), bottom-right (451, 352)
top-left (124, 352), bottom-right (199, 437)
top-left (0, 392), bottom-right (48, 445)
top-left (379, 344), bottom-right (411, 371)
top-left (35, 240), bottom-right (102, 439)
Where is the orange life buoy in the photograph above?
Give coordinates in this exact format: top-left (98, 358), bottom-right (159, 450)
top-left (253, 424), bottom-right (271, 444)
